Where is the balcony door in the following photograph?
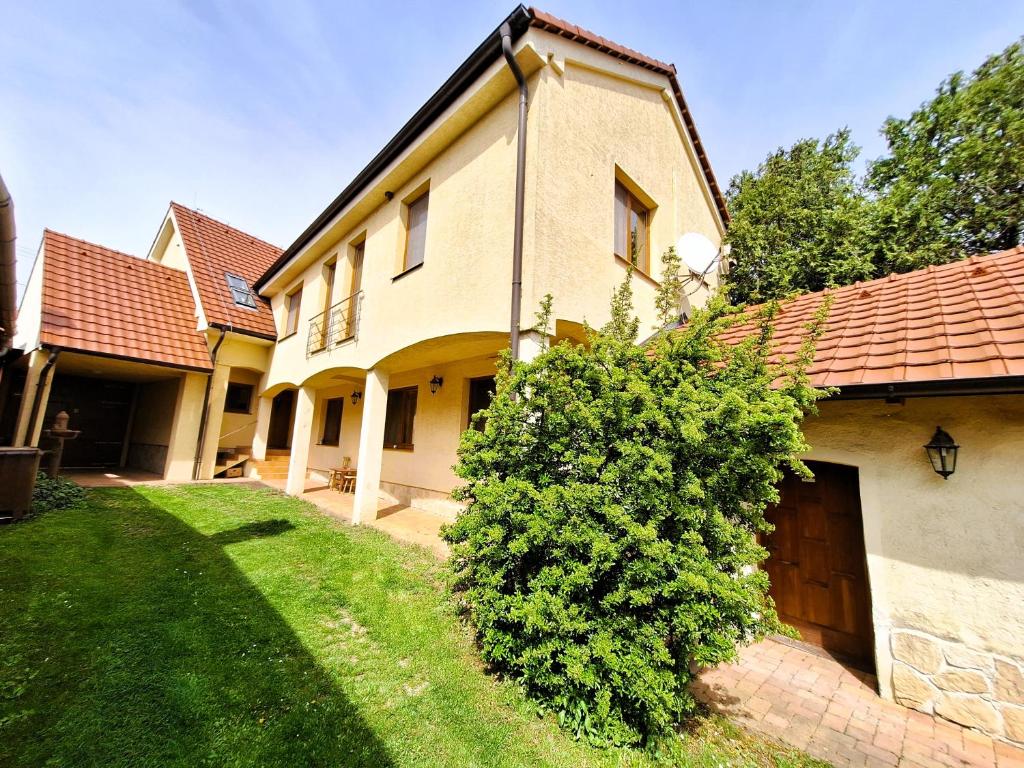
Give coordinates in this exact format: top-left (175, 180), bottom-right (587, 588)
top-left (346, 242), bottom-right (364, 339)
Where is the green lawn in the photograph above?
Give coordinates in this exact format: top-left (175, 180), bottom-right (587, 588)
top-left (0, 484), bottom-right (825, 767)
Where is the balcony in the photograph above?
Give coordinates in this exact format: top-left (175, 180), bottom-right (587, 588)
top-left (307, 291), bottom-right (362, 357)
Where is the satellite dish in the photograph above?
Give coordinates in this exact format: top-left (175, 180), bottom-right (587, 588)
top-left (677, 232), bottom-right (720, 276)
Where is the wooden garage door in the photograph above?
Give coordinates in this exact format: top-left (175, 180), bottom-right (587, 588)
top-left (764, 461), bottom-right (874, 670)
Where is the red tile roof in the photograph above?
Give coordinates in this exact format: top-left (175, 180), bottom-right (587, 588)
top-left (527, 8), bottom-right (729, 225)
top-left (170, 203), bottom-right (281, 338)
top-left (39, 230), bottom-right (212, 371)
top-left (717, 247), bottom-right (1024, 389)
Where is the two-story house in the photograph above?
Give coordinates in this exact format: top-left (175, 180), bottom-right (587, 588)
top-left (248, 6), bottom-right (728, 521)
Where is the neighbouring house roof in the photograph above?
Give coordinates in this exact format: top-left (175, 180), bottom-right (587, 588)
top-left (170, 202), bottom-right (281, 339)
top-left (39, 230), bottom-right (212, 371)
top-left (254, 5), bottom-right (728, 291)
top-left (717, 247), bottom-right (1024, 393)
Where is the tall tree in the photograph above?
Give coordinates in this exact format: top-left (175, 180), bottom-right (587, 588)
top-left (724, 129), bottom-right (873, 304)
top-left (868, 38), bottom-right (1024, 273)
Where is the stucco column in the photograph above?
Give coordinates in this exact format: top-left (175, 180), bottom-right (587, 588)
top-left (285, 385), bottom-right (316, 496)
top-left (352, 368), bottom-right (388, 525)
top-left (518, 330), bottom-right (549, 363)
top-left (251, 394), bottom-right (273, 461)
top-left (13, 349), bottom-right (49, 446)
top-left (164, 372), bottom-right (207, 481)
top-left (198, 363), bottom-right (231, 480)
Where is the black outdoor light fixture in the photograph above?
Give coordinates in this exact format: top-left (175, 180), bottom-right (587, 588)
top-left (924, 426), bottom-right (959, 479)
top-left (429, 375), bottom-right (444, 395)
top-left (351, 390), bottom-right (363, 406)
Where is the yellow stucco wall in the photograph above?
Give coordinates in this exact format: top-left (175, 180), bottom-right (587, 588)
top-left (130, 378), bottom-right (180, 445)
top-left (801, 394), bottom-right (1024, 731)
top-left (218, 368), bottom-right (262, 450)
top-left (527, 31), bottom-right (723, 335)
top-left (302, 355), bottom-right (501, 510)
top-left (261, 30), bottom-right (724, 397)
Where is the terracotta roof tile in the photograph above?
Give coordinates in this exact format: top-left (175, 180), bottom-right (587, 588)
top-left (39, 231), bottom-right (212, 371)
top-left (170, 203), bottom-right (281, 338)
top-left (715, 246), bottom-right (1024, 389)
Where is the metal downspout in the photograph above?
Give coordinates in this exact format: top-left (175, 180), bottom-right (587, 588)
top-left (192, 327), bottom-right (227, 480)
top-left (26, 348), bottom-right (60, 446)
top-left (0, 173), bottom-right (17, 360)
top-left (500, 22), bottom-right (528, 361)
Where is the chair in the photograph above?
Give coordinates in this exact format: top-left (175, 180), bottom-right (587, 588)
top-left (329, 466), bottom-right (357, 493)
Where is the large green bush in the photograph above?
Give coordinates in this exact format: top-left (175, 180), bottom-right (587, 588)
top-left (443, 264), bottom-right (827, 746)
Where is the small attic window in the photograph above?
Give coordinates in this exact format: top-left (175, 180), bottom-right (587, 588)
top-left (226, 273), bottom-right (257, 308)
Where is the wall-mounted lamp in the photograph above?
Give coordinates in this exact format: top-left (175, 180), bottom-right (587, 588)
top-left (351, 390), bottom-right (363, 406)
top-left (429, 375), bottom-right (444, 395)
top-left (924, 426), bottom-right (958, 479)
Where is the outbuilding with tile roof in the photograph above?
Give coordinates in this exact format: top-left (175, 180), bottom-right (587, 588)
top-left (705, 247), bottom-right (1024, 745)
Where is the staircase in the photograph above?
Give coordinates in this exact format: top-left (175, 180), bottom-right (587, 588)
top-left (214, 445), bottom-right (252, 478)
top-left (248, 449), bottom-right (291, 481)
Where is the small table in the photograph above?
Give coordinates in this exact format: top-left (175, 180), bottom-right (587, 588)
top-left (329, 467), bottom-right (357, 493)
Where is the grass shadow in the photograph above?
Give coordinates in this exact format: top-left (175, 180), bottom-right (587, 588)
top-left (0, 488), bottom-right (393, 767)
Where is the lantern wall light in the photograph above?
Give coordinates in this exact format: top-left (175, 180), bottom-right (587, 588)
top-left (351, 390), bottom-right (363, 405)
top-left (429, 375), bottom-right (444, 395)
top-left (924, 426), bottom-right (958, 479)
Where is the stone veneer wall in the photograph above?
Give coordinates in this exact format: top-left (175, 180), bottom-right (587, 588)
top-left (126, 443), bottom-right (168, 475)
top-left (890, 628), bottom-right (1024, 745)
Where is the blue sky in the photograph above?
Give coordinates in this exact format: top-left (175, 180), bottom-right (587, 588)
top-left (4, 1), bottom-right (1023, 297)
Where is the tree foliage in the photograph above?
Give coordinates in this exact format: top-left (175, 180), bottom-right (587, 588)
top-left (725, 37), bottom-right (1024, 303)
top-left (443, 259), bottom-right (828, 746)
top-left (725, 129), bottom-right (872, 304)
top-left (867, 38), bottom-right (1024, 272)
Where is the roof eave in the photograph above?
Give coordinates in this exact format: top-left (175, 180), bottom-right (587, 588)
top-left (254, 4), bottom-right (533, 292)
top-left (829, 376), bottom-right (1024, 400)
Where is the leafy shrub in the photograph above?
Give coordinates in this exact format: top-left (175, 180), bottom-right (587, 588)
top-left (32, 472), bottom-right (87, 513)
top-left (444, 261), bottom-right (827, 746)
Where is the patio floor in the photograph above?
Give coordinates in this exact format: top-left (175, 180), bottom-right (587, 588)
top-left (65, 469), bottom-right (166, 487)
top-left (695, 639), bottom-right (1024, 768)
top-left (262, 479), bottom-right (450, 558)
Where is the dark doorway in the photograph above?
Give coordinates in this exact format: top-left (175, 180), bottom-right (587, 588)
top-left (763, 461), bottom-right (875, 671)
top-left (267, 390), bottom-right (295, 450)
top-left (44, 375), bottom-right (135, 468)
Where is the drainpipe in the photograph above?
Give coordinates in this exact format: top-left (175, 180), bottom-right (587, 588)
top-left (192, 326), bottom-right (227, 480)
top-left (26, 347), bottom-right (60, 446)
top-left (0, 173), bottom-right (17, 360)
top-left (501, 22), bottom-right (528, 362)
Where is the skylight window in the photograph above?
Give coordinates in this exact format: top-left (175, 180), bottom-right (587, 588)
top-left (226, 273), bottom-right (257, 308)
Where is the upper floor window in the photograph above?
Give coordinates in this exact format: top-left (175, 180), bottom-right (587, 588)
top-left (226, 273), bottom-right (257, 308)
top-left (383, 386), bottom-right (417, 449)
top-left (403, 192), bottom-right (429, 271)
top-left (284, 285), bottom-right (302, 337)
top-left (614, 181), bottom-right (650, 274)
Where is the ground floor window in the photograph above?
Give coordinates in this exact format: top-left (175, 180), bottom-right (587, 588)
top-left (384, 386), bottom-right (417, 449)
top-left (467, 376), bottom-right (496, 432)
top-left (320, 397), bottom-right (344, 446)
top-left (224, 382), bottom-right (254, 414)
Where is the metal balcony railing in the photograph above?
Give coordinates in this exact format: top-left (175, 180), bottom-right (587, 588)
top-left (307, 291), bottom-right (362, 357)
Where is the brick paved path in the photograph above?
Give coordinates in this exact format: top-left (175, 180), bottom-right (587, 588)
top-left (695, 639), bottom-right (1024, 768)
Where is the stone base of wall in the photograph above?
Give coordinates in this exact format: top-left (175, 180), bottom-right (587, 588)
top-left (890, 628), bottom-right (1024, 745)
top-left (126, 443), bottom-right (168, 475)
top-left (379, 481), bottom-right (463, 522)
